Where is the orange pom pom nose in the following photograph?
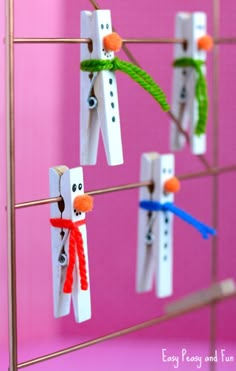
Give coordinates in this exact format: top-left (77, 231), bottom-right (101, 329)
top-left (164, 177), bottom-right (181, 194)
top-left (103, 32), bottom-right (122, 52)
top-left (73, 194), bottom-right (93, 213)
top-left (197, 35), bottom-right (214, 51)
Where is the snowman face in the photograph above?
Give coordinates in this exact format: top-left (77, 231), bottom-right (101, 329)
top-left (71, 180), bottom-right (84, 223)
top-left (159, 155), bottom-right (174, 202)
top-left (190, 13), bottom-right (206, 58)
top-left (95, 10), bottom-right (114, 60)
top-left (60, 167), bottom-right (85, 222)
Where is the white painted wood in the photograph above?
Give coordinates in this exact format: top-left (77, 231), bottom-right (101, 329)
top-left (154, 154), bottom-right (174, 298)
top-left (49, 166), bottom-right (71, 319)
top-left (80, 10), bottom-right (123, 166)
top-left (136, 153), bottom-right (174, 298)
top-left (49, 166), bottom-right (91, 322)
top-left (170, 12), bottom-right (207, 155)
top-left (136, 153), bottom-right (158, 293)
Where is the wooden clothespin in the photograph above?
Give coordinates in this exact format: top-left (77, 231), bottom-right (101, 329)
top-left (136, 153), bottom-right (179, 298)
top-left (136, 152), bottom-right (215, 298)
top-left (165, 279), bottom-right (236, 315)
top-left (80, 10), bottom-right (170, 166)
top-left (170, 12), bottom-right (213, 154)
top-left (80, 9), bottom-right (123, 166)
top-left (49, 166), bottom-right (93, 322)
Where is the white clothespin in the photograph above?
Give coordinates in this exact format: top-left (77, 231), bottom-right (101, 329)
top-left (80, 10), bottom-right (123, 166)
top-left (49, 166), bottom-right (93, 322)
top-left (136, 153), bottom-right (180, 298)
top-left (170, 12), bottom-right (211, 155)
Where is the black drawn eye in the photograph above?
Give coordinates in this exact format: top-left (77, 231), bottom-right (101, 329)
top-left (106, 24), bottom-right (109, 29)
top-left (78, 183), bottom-right (83, 190)
top-left (72, 184), bottom-right (77, 192)
top-left (101, 24), bottom-right (104, 29)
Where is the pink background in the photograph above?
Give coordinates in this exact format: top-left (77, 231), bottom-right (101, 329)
top-left (1, 0), bottom-right (236, 369)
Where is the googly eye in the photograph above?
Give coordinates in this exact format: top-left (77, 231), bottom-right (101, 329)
top-left (78, 183), bottom-right (83, 190)
top-left (88, 96), bottom-right (97, 109)
top-left (72, 184), bottom-right (77, 192)
top-left (58, 253), bottom-right (67, 266)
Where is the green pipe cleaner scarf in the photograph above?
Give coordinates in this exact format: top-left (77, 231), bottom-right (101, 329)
top-left (80, 57), bottom-right (170, 112)
top-left (173, 57), bottom-right (208, 136)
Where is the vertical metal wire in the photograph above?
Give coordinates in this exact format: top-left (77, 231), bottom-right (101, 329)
top-left (6, 0), bottom-right (18, 369)
top-left (210, 1), bottom-right (220, 370)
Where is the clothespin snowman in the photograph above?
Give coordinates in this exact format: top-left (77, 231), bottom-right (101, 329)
top-left (136, 152), bottom-right (215, 298)
top-left (80, 10), bottom-right (123, 166)
top-left (49, 166), bottom-right (93, 322)
top-left (136, 153), bottom-right (179, 297)
top-left (170, 12), bottom-right (213, 155)
top-left (80, 9), bottom-right (169, 166)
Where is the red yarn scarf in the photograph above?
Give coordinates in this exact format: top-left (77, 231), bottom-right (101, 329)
top-left (50, 218), bottom-right (88, 293)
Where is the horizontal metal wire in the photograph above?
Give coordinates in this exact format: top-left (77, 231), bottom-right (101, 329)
top-left (13, 37), bottom-right (185, 45)
top-left (214, 37), bottom-right (236, 44)
top-left (14, 37), bottom-right (91, 44)
top-left (17, 284), bottom-right (236, 368)
top-left (14, 164), bottom-right (236, 210)
top-left (13, 36), bottom-right (236, 45)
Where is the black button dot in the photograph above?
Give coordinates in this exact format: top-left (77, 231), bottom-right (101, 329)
top-left (165, 218), bottom-right (169, 223)
top-left (109, 78), bottom-right (113, 84)
top-left (110, 91), bottom-right (114, 97)
top-left (112, 116), bottom-right (116, 122)
top-left (163, 255), bottom-right (168, 261)
top-left (164, 230), bottom-right (168, 235)
top-left (164, 243), bottom-right (168, 248)
top-left (111, 102), bottom-right (115, 108)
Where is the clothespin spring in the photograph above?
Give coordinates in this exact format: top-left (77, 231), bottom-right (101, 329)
top-left (58, 230), bottom-right (69, 266)
top-left (87, 72), bottom-right (98, 109)
top-left (145, 212), bottom-right (157, 247)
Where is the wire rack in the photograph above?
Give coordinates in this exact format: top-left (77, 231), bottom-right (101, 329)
top-left (5, 0), bottom-right (236, 370)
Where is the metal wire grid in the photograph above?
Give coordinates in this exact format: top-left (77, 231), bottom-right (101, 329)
top-left (5, 0), bottom-right (236, 370)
